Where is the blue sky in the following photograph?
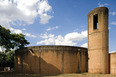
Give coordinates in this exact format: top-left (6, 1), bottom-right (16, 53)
top-left (0, 0), bottom-right (116, 52)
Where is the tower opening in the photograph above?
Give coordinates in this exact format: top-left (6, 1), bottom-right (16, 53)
top-left (93, 14), bottom-right (98, 29)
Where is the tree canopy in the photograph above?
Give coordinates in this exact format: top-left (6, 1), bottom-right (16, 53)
top-left (0, 25), bottom-right (30, 52)
top-left (0, 25), bottom-right (30, 70)
top-left (0, 50), bottom-right (15, 70)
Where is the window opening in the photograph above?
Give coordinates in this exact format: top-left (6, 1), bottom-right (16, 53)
top-left (93, 14), bottom-right (98, 29)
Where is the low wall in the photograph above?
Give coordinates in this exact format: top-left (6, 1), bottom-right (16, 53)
top-left (15, 45), bottom-right (88, 74)
top-left (110, 52), bottom-right (116, 75)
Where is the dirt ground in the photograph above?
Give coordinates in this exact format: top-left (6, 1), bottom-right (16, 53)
top-left (0, 71), bottom-right (116, 77)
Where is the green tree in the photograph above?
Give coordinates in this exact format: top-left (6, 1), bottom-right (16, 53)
top-left (0, 25), bottom-right (30, 52)
top-left (5, 50), bottom-right (15, 69)
top-left (0, 52), bottom-right (5, 70)
top-left (0, 25), bottom-right (12, 52)
top-left (0, 50), bottom-right (15, 70)
top-left (0, 25), bottom-right (30, 70)
top-left (11, 33), bottom-right (30, 49)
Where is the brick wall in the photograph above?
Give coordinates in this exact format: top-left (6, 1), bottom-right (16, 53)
top-left (88, 7), bottom-right (109, 74)
top-left (110, 52), bottom-right (116, 75)
top-left (15, 46), bottom-right (88, 74)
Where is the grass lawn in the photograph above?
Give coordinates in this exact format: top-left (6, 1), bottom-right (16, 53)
top-left (0, 71), bottom-right (116, 77)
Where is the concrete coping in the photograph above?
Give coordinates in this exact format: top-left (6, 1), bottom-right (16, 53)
top-left (15, 45), bottom-right (88, 54)
top-left (88, 7), bottom-right (108, 16)
top-left (109, 51), bottom-right (116, 54)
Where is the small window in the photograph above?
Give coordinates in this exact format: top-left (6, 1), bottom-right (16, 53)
top-left (93, 14), bottom-right (98, 29)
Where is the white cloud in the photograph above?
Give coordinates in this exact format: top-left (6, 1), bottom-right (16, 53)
top-left (10, 28), bottom-right (22, 34)
top-left (46, 26), bottom-right (59, 31)
top-left (111, 22), bottom-right (116, 25)
top-left (110, 12), bottom-right (116, 16)
top-left (64, 30), bottom-right (87, 41)
top-left (37, 30), bottom-right (87, 46)
top-left (40, 13), bottom-right (53, 24)
top-left (37, 34), bottom-right (55, 45)
top-left (10, 28), bottom-right (36, 38)
top-left (37, 0), bottom-right (53, 24)
top-left (40, 33), bottom-right (53, 38)
top-left (0, 0), bottom-right (53, 28)
top-left (98, 2), bottom-right (109, 7)
top-left (81, 43), bottom-right (88, 48)
top-left (38, 0), bottom-right (52, 15)
top-left (24, 33), bottom-right (37, 38)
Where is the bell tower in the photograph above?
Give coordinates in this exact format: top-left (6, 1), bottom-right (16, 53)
top-left (88, 7), bottom-right (109, 74)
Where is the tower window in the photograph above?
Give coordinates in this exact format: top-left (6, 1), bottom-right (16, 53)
top-left (93, 14), bottom-right (98, 29)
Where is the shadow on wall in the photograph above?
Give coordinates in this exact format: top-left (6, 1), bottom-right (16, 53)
top-left (15, 48), bottom-right (62, 74)
top-left (40, 57), bottom-right (62, 74)
top-left (15, 46), bottom-right (88, 74)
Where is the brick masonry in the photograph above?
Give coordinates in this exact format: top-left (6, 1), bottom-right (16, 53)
top-left (88, 7), bottom-right (109, 74)
top-left (15, 46), bottom-right (88, 74)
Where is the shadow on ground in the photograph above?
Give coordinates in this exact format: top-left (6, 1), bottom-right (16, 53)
top-left (0, 71), bottom-right (60, 77)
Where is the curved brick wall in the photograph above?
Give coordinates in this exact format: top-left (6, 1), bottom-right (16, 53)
top-left (15, 45), bottom-right (88, 74)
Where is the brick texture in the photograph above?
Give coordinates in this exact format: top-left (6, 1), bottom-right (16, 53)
top-left (15, 46), bottom-right (88, 74)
